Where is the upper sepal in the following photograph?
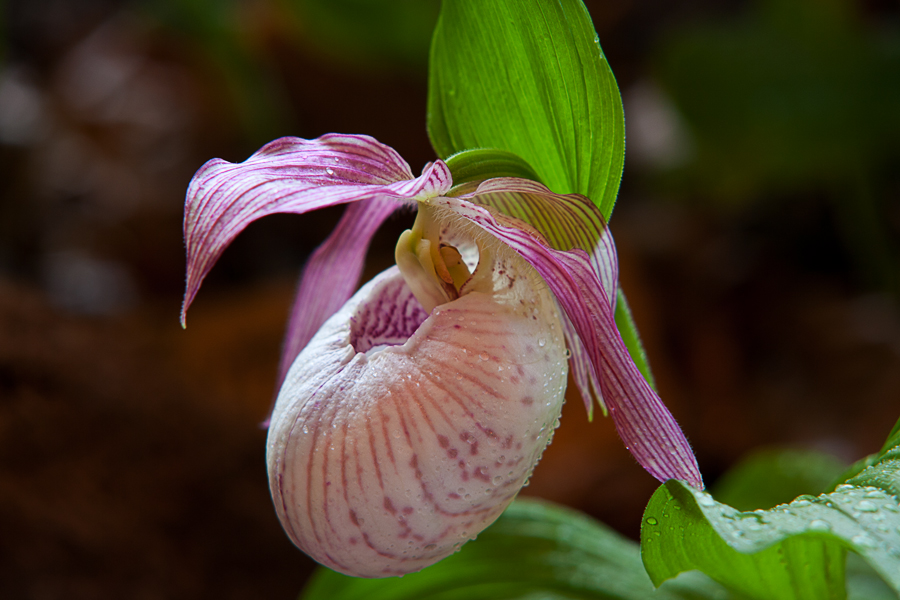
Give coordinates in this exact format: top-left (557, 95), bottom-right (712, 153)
top-left (181, 134), bottom-right (452, 326)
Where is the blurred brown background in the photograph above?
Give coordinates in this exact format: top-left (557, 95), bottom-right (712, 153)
top-left (1, 0), bottom-right (898, 598)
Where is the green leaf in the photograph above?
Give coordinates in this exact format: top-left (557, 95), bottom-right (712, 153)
top-left (711, 448), bottom-right (846, 512)
top-left (842, 417), bottom-right (900, 502)
top-left (847, 553), bottom-right (898, 600)
top-left (444, 148), bottom-right (543, 188)
top-left (834, 416), bottom-right (900, 499)
top-left (302, 499), bottom-right (730, 600)
top-left (427, 0), bottom-right (625, 219)
top-left (641, 419), bottom-right (900, 600)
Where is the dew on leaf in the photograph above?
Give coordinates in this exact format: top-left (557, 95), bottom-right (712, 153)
top-left (809, 520), bottom-right (831, 532)
top-left (857, 500), bottom-right (878, 512)
top-left (697, 494), bottom-right (717, 507)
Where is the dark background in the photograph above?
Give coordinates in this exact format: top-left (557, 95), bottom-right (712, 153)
top-left (1, 0), bottom-right (898, 598)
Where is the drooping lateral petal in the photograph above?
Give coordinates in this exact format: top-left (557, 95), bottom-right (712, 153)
top-left (277, 197), bottom-right (399, 387)
top-left (560, 313), bottom-right (604, 417)
top-left (181, 135), bottom-right (452, 324)
top-left (458, 178), bottom-right (617, 416)
top-left (431, 194), bottom-right (703, 489)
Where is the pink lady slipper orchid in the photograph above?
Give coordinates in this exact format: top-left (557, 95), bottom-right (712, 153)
top-left (181, 134), bottom-right (701, 578)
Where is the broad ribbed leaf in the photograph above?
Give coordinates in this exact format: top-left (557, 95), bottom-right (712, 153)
top-left (302, 499), bottom-right (729, 600)
top-left (427, 0), bottom-right (625, 219)
top-left (642, 417), bottom-right (900, 599)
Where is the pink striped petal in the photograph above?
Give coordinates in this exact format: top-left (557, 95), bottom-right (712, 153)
top-left (560, 313), bottom-right (605, 417)
top-left (181, 134), bottom-right (452, 325)
top-left (433, 192), bottom-right (703, 489)
top-left (458, 178), bottom-right (617, 304)
top-left (457, 178), bottom-right (617, 417)
top-left (277, 197), bottom-right (399, 387)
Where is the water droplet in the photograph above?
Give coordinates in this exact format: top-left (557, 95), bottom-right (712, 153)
top-left (793, 500), bottom-right (812, 507)
top-left (835, 484), bottom-right (854, 492)
top-left (538, 338), bottom-right (546, 347)
top-left (697, 494), bottom-right (717, 507)
top-left (857, 500), bottom-right (878, 512)
top-left (865, 489), bottom-right (884, 498)
top-left (464, 494), bottom-right (471, 500)
top-left (479, 352), bottom-right (489, 361)
top-left (852, 534), bottom-right (877, 549)
top-left (325, 167), bottom-right (334, 175)
top-left (646, 517), bottom-right (658, 526)
top-left (457, 488), bottom-right (465, 494)
top-left (809, 520), bottom-right (831, 532)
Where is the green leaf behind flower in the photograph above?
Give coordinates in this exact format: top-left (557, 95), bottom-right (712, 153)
top-left (302, 499), bottom-right (729, 600)
top-left (641, 418), bottom-right (900, 600)
top-left (427, 0), bottom-right (625, 220)
top-left (711, 448), bottom-right (847, 512)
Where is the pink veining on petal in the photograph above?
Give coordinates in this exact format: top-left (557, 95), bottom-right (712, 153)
top-left (458, 178), bottom-right (616, 416)
top-left (180, 134), bottom-right (452, 326)
top-left (433, 193), bottom-right (703, 489)
top-left (459, 178), bottom-right (617, 305)
top-left (269, 262), bottom-right (568, 576)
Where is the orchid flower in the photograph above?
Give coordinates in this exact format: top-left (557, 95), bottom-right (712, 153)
top-left (181, 133), bottom-right (701, 578)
